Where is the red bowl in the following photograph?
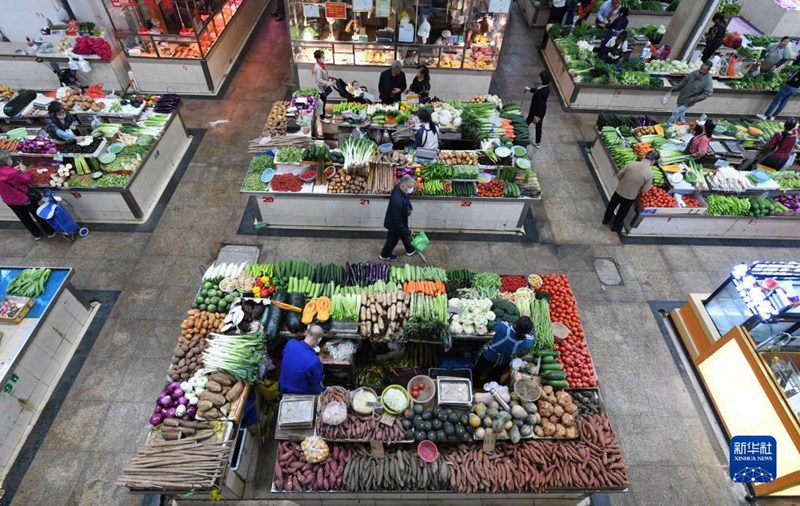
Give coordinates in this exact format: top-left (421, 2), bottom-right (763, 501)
top-left (417, 440), bottom-right (439, 463)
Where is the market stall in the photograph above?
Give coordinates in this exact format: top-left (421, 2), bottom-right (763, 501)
top-left (288, 0), bottom-right (509, 100)
top-left (543, 30), bottom-right (800, 116)
top-left (670, 262), bottom-right (800, 498)
top-left (0, 267), bottom-right (95, 488)
top-left (100, 0), bottom-right (268, 94)
top-left (242, 94), bottom-right (541, 233)
top-left (116, 254), bottom-right (628, 502)
top-left (587, 113), bottom-right (800, 239)
top-left (517, 0), bottom-right (675, 28)
top-left (0, 89), bottom-right (190, 224)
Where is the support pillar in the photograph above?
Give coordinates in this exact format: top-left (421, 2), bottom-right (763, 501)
top-left (660, 0), bottom-right (722, 61)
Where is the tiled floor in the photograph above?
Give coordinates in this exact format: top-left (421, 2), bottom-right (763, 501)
top-left (2, 5), bottom-right (782, 506)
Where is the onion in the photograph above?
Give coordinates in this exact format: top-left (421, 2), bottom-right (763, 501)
top-left (177, 396), bottom-right (189, 405)
top-left (158, 395), bottom-right (173, 407)
top-left (171, 388), bottom-right (185, 400)
top-left (149, 414), bottom-right (164, 425)
top-left (182, 414), bottom-right (193, 421)
top-left (187, 405), bottom-right (197, 416)
top-left (165, 407), bottom-right (177, 418)
top-left (167, 381), bottom-right (182, 392)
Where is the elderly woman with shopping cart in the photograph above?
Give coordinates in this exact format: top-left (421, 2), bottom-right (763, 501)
top-left (0, 152), bottom-right (56, 241)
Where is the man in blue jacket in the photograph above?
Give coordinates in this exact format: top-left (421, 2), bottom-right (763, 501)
top-left (473, 317), bottom-right (536, 383)
top-left (380, 175), bottom-right (416, 261)
top-left (279, 325), bottom-right (325, 395)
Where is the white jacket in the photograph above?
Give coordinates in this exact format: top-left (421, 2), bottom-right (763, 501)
top-left (313, 62), bottom-right (332, 93)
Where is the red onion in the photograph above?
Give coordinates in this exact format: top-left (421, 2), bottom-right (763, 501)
top-left (149, 414), bottom-right (164, 425)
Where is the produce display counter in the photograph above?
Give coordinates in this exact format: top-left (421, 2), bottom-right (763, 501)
top-left (517, 0), bottom-right (673, 28)
top-left (670, 262), bottom-right (800, 498)
top-left (0, 107), bottom-right (190, 224)
top-left (587, 120), bottom-right (800, 239)
top-left (0, 267), bottom-right (95, 488)
top-left (543, 38), bottom-right (800, 117)
top-left (112, 0), bottom-right (269, 95)
top-left (115, 253), bottom-right (628, 502)
top-left (0, 42), bottom-right (129, 92)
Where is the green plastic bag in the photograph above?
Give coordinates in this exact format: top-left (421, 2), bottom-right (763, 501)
top-left (410, 231), bottom-right (430, 252)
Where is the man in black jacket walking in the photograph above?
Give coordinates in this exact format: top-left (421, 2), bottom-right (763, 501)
top-left (525, 71), bottom-right (551, 149)
top-left (380, 175), bottom-right (416, 260)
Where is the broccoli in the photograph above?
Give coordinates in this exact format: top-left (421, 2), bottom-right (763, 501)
top-left (490, 299), bottom-right (520, 328)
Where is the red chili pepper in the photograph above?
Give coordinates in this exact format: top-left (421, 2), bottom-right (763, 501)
top-left (271, 173), bottom-right (304, 192)
top-left (501, 275), bottom-right (527, 293)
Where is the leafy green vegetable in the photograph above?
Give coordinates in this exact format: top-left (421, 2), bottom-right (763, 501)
top-left (249, 155), bottom-right (274, 174)
top-left (242, 172), bottom-right (266, 191)
top-left (97, 173), bottom-right (131, 187)
top-left (473, 272), bottom-right (501, 299)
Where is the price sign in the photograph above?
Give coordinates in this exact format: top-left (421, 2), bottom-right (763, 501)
top-left (54, 153), bottom-right (63, 162)
top-left (380, 413), bottom-right (396, 426)
top-left (326, 2), bottom-right (347, 19)
top-left (353, 0), bottom-right (372, 12)
top-left (370, 440), bottom-right (385, 458)
top-left (303, 4), bottom-right (320, 17)
top-left (482, 430), bottom-right (496, 453)
top-left (375, 0), bottom-right (391, 17)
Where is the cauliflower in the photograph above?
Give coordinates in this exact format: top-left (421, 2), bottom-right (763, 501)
top-left (485, 311), bottom-right (496, 321)
top-left (450, 321), bottom-right (463, 333)
top-left (475, 325), bottom-right (488, 335)
top-left (449, 297), bottom-right (461, 307)
top-left (462, 324), bottom-right (475, 335)
top-left (474, 315), bottom-right (488, 328)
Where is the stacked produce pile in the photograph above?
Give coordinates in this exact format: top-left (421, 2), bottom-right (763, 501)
top-left (273, 441), bottom-right (353, 491)
top-left (316, 386), bottom-right (407, 441)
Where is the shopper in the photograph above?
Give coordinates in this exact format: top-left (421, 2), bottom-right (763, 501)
top-left (599, 30), bottom-right (629, 64)
top-left (603, 150), bottom-right (660, 232)
top-left (472, 317), bottom-right (535, 384)
top-left (687, 120), bottom-right (716, 158)
top-left (759, 67), bottom-right (800, 120)
top-left (548, 0), bottom-right (568, 25)
top-left (700, 13), bottom-right (727, 63)
top-left (525, 70), bottom-right (551, 149)
top-left (757, 119), bottom-right (799, 170)
top-left (378, 60), bottom-right (407, 104)
top-left (595, 0), bottom-right (621, 28)
top-left (44, 101), bottom-right (78, 142)
top-left (564, 0), bottom-right (578, 26)
top-left (0, 153), bottom-right (55, 241)
top-left (408, 65), bottom-right (431, 99)
top-left (665, 60), bottom-right (714, 124)
top-left (576, 0), bottom-right (596, 24)
top-left (279, 325), bottom-right (325, 395)
top-left (760, 36), bottom-right (794, 73)
top-left (414, 108), bottom-right (439, 150)
top-left (380, 175), bottom-right (416, 261)
top-left (313, 50), bottom-right (336, 124)
top-left (607, 7), bottom-right (629, 35)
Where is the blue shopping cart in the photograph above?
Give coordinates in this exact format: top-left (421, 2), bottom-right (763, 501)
top-left (36, 189), bottom-right (89, 241)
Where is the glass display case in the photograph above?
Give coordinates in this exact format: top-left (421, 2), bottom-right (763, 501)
top-left (101, 0), bottom-right (244, 59)
top-left (287, 0), bottom-right (508, 70)
top-left (704, 262), bottom-right (800, 340)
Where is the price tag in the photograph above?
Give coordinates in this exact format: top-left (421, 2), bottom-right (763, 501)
top-left (303, 4), bottom-right (319, 17)
top-left (380, 413), bottom-right (396, 426)
top-left (54, 153), bottom-right (63, 162)
top-left (370, 440), bottom-right (385, 458)
top-left (482, 430), bottom-right (496, 453)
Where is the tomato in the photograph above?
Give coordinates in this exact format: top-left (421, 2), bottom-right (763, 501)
top-left (417, 382), bottom-right (425, 390)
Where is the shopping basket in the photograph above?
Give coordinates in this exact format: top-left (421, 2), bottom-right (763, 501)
top-left (410, 231), bottom-right (430, 265)
top-left (36, 189), bottom-right (89, 241)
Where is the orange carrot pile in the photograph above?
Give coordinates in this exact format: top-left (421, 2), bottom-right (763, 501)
top-left (403, 280), bottom-right (446, 296)
top-left (501, 118), bottom-right (515, 140)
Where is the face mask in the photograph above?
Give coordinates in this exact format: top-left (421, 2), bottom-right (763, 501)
top-left (405, 187), bottom-right (415, 194)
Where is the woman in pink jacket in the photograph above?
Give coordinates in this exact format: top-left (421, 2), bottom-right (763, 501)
top-left (0, 153), bottom-right (55, 240)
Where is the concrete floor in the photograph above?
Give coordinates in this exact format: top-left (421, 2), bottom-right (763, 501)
top-left (2, 4), bottom-right (792, 506)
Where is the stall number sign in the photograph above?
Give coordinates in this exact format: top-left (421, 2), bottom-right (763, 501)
top-left (3, 373), bottom-right (19, 395)
top-left (730, 436), bottom-right (776, 483)
top-left (326, 3), bottom-right (347, 19)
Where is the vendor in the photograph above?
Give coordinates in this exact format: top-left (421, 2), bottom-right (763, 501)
top-left (598, 30), bottom-right (628, 64)
top-left (279, 324), bottom-right (325, 395)
top-left (759, 118), bottom-right (799, 170)
top-left (44, 101), bottom-right (78, 142)
top-left (687, 120), bottom-right (715, 159)
top-left (760, 37), bottom-right (794, 73)
top-left (472, 317), bottom-right (535, 383)
top-left (415, 108), bottom-right (439, 150)
top-left (595, 0), bottom-right (621, 28)
top-left (408, 65), bottom-right (431, 99)
top-left (378, 60), bottom-right (407, 104)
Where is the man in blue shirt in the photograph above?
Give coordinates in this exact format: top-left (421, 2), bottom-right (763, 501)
top-left (279, 325), bottom-right (325, 395)
top-left (473, 317), bottom-right (535, 384)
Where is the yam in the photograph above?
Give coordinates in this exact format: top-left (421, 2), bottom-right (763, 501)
top-left (199, 391), bottom-right (226, 406)
top-left (197, 400), bottom-right (214, 411)
top-left (226, 381), bottom-right (244, 401)
top-left (205, 380), bottom-right (223, 393)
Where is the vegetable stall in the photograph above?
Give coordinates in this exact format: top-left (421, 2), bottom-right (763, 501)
top-left (517, 0), bottom-right (676, 29)
top-left (241, 95), bottom-right (542, 233)
top-left (116, 254), bottom-right (628, 502)
top-left (543, 29), bottom-right (800, 116)
top-left (0, 87), bottom-right (190, 223)
top-left (587, 113), bottom-right (800, 238)
top-left (0, 267), bottom-right (95, 489)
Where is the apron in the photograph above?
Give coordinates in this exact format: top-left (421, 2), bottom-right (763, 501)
top-left (480, 325), bottom-right (530, 367)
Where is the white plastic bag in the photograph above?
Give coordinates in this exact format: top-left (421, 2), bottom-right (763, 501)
top-left (321, 401), bottom-right (347, 425)
top-left (660, 92), bottom-right (670, 105)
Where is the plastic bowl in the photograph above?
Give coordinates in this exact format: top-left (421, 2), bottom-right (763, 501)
top-left (380, 385), bottom-right (410, 415)
top-left (514, 379), bottom-right (541, 403)
top-left (378, 142), bottom-right (394, 153)
top-left (107, 142), bottom-right (124, 154)
top-left (98, 152), bottom-right (116, 164)
top-left (417, 440), bottom-right (439, 463)
top-left (299, 168), bottom-right (317, 182)
top-left (407, 375), bottom-right (436, 404)
top-left (260, 168), bottom-right (276, 183)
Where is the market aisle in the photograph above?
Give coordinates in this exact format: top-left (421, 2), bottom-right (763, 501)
top-left (0, 5), bottom-right (778, 506)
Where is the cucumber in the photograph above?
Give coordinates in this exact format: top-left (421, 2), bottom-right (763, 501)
top-left (544, 379), bottom-right (570, 388)
top-left (542, 370), bottom-right (567, 380)
top-left (539, 363), bottom-right (563, 372)
top-left (540, 356), bottom-right (556, 364)
top-left (285, 292), bottom-right (306, 333)
top-left (4, 90), bottom-right (36, 117)
top-left (265, 290), bottom-right (288, 352)
top-left (534, 349), bottom-right (560, 358)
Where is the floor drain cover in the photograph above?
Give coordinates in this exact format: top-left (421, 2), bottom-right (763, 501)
top-left (594, 258), bottom-right (622, 286)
